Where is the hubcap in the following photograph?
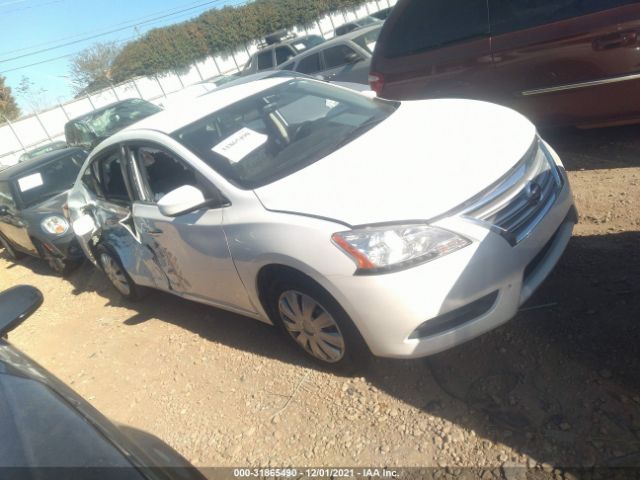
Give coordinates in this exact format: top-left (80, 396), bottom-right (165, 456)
top-left (278, 290), bottom-right (345, 363)
top-left (100, 253), bottom-right (131, 296)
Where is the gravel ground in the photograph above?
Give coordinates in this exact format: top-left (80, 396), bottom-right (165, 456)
top-left (1, 125), bottom-right (639, 477)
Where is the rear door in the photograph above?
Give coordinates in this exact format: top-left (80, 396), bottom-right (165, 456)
top-left (370, 0), bottom-right (493, 100)
top-left (489, 0), bottom-right (640, 127)
top-left (74, 146), bottom-right (168, 289)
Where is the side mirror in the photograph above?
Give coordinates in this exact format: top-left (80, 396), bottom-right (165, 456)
top-left (345, 52), bottom-right (362, 64)
top-left (158, 185), bottom-right (208, 217)
top-left (0, 285), bottom-right (43, 338)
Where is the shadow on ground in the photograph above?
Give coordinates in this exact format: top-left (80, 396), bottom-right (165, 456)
top-left (544, 124), bottom-right (640, 172)
top-left (45, 229), bottom-right (640, 470)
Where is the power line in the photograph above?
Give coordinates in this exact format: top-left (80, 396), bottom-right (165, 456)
top-left (0, 0), bottom-right (66, 15)
top-left (0, 0), bottom-right (222, 57)
top-left (0, 0), bottom-right (230, 64)
top-left (0, 0), bottom-right (251, 75)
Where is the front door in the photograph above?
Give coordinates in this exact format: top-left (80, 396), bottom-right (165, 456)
top-left (129, 144), bottom-right (254, 313)
top-left (321, 44), bottom-right (371, 84)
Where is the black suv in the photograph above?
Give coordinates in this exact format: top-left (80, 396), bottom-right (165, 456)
top-left (0, 148), bottom-right (87, 274)
top-left (64, 98), bottom-right (161, 151)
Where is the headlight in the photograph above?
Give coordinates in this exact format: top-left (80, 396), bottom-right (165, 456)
top-left (332, 224), bottom-right (470, 274)
top-left (41, 216), bottom-right (69, 235)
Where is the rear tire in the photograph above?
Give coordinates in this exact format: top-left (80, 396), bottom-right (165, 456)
top-left (266, 273), bottom-right (370, 373)
top-left (96, 245), bottom-right (142, 301)
top-left (0, 234), bottom-right (25, 261)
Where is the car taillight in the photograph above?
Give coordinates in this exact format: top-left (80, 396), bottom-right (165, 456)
top-left (368, 72), bottom-right (384, 95)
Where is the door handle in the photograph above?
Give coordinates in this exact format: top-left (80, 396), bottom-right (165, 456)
top-left (144, 228), bottom-right (163, 236)
top-left (593, 31), bottom-right (638, 51)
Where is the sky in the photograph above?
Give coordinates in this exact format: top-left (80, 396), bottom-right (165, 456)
top-left (0, 0), bottom-right (245, 111)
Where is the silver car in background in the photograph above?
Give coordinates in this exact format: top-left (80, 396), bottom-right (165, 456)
top-left (68, 77), bottom-right (575, 369)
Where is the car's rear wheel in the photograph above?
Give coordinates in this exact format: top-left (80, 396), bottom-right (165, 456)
top-left (96, 245), bottom-right (141, 300)
top-left (267, 274), bottom-right (370, 372)
top-left (0, 234), bottom-right (25, 261)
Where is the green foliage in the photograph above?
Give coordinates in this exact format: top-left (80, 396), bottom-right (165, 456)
top-left (111, 0), bottom-right (370, 83)
top-left (0, 76), bottom-right (20, 121)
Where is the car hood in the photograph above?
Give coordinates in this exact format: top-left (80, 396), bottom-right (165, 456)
top-left (28, 190), bottom-right (69, 216)
top-left (254, 99), bottom-right (537, 226)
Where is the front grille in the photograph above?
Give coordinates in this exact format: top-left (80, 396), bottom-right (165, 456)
top-left (463, 139), bottom-right (563, 245)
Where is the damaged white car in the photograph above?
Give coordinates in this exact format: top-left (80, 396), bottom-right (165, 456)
top-left (68, 77), bottom-right (576, 368)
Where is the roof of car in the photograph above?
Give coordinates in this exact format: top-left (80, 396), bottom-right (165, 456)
top-left (287, 24), bottom-right (381, 60)
top-left (66, 98), bottom-right (152, 124)
top-left (121, 76), bottom-right (296, 135)
top-left (0, 147), bottom-right (85, 181)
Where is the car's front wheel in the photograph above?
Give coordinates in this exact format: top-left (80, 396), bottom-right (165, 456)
top-left (267, 275), bottom-right (370, 371)
top-left (33, 240), bottom-right (81, 276)
top-left (96, 245), bottom-right (142, 301)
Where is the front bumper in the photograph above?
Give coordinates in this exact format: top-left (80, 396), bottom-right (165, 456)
top-left (38, 233), bottom-right (85, 261)
top-left (325, 167), bottom-right (575, 359)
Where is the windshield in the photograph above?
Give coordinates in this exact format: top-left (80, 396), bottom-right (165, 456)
top-left (171, 79), bottom-right (398, 189)
top-left (353, 27), bottom-right (382, 54)
top-left (84, 100), bottom-right (161, 139)
top-left (14, 151), bottom-right (86, 208)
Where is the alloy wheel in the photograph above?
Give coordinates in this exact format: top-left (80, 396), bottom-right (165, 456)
top-left (100, 252), bottom-right (131, 296)
top-left (278, 290), bottom-right (346, 363)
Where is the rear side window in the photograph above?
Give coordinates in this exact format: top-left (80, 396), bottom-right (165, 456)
top-left (257, 51), bottom-right (273, 70)
top-left (489, 0), bottom-right (639, 35)
top-left (381, 0), bottom-right (489, 58)
top-left (297, 53), bottom-right (322, 74)
top-left (99, 152), bottom-right (130, 203)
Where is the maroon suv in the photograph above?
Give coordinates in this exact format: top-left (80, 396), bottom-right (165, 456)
top-left (369, 0), bottom-right (640, 128)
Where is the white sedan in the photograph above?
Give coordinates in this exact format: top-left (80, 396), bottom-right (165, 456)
top-left (68, 77), bottom-right (576, 369)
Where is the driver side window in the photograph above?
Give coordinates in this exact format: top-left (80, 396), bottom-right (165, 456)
top-left (133, 146), bottom-right (219, 205)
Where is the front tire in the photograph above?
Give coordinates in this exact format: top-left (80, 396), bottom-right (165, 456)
top-left (267, 275), bottom-right (370, 372)
top-left (33, 239), bottom-right (82, 276)
top-left (96, 245), bottom-right (142, 301)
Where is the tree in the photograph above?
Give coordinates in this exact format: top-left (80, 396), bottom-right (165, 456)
top-left (69, 42), bottom-right (122, 95)
top-left (0, 75), bottom-right (20, 121)
top-left (110, 0), bottom-right (370, 82)
top-left (15, 76), bottom-right (49, 113)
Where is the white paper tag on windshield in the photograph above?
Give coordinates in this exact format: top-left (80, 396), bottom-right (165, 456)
top-left (17, 172), bottom-right (43, 192)
top-left (72, 215), bottom-right (96, 236)
top-left (212, 127), bottom-right (268, 164)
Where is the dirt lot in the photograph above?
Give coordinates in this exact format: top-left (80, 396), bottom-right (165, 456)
top-left (1, 125), bottom-right (639, 476)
